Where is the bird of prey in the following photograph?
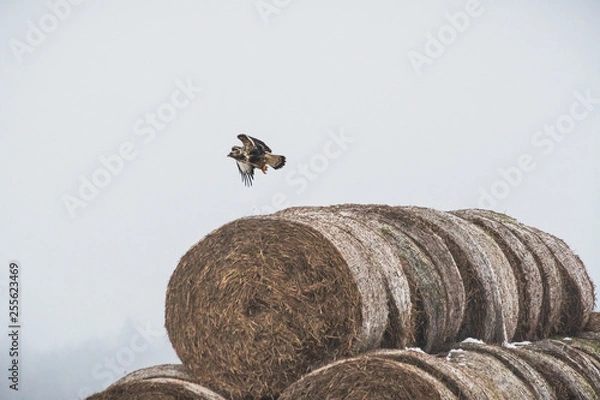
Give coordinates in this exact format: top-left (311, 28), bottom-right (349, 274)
top-left (227, 134), bottom-right (286, 186)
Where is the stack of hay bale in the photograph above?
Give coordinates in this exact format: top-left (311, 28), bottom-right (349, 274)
top-left (86, 364), bottom-right (226, 400)
top-left (87, 204), bottom-right (599, 399)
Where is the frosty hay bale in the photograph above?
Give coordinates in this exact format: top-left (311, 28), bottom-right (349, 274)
top-left (165, 218), bottom-right (370, 399)
top-left (86, 364), bottom-right (225, 400)
top-left (165, 204), bottom-right (594, 399)
top-left (406, 206), bottom-right (519, 343)
top-left (530, 225), bottom-right (595, 331)
top-left (372, 348), bottom-right (494, 399)
top-left (453, 342), bottom-right (554, 399)
top-left (331, 204), bottom-right (466, 352)
top-left (451, 209), bottom-right (544, 340)
top-left (278, 355), bottom-right (456, 400)
top-left (445, 346), bottom-right (547, 399)
top-left (280, 345), bottom-right (546, 400)
top-left (447, 338), bottom-right (600, 399)
top-left (273, 206), bottom-right (413, 349)
top-left (507, 342), bottom-right (598, 398)
top-left (454, 208), bottom-right (594, 336)
top-left (283, 338), bottom-right (600, 400)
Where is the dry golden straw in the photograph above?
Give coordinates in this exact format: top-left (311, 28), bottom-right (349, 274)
top-left (86, 364), bottom-right (225, 400)
top-left (164, 204), bottom-right (595, 399)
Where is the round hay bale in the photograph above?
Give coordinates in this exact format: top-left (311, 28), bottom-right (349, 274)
top-left (507, 343), bottom-right (597, 399)
top-left (559, 337), bottom-right (600, 368)
top-left (488, 215), bottom-right (564, 337)
top-left (274, 205), bottom-right (412, 348)
top-left (334, 204), bottom-right (465, 351)
top-left (446, 346), bottom-right (541, 399)
top-left (528, 226), bottom-right (595, 333)
top-left (457, 342), bottom-right (555, 399)
top-left (86, 365), bottom-right (225, 400)
top-left (165, 218), bottom-right (368, 399)
top-left (585, 312), bottom-right (600, 333)
top-left (574, 334), bottom-right (600, 345)
top-left (399, 206), bottom-right (518, 343)
top-left (278, 355), bottom-right (457, 400)
top-left (108, 364), bottom-right (192, 384)
top-left (493, 213), bottom-right (591, 335)
top-left (271, 207), bottom-right (392, 350)
top-left (452, 209), bottom-right (544, 341)
top-left (529, 339), bottom-right (600, 394)
top-left (371, 348), bottom-right (493, 399)
top-left (471, 209), bottom-right (594, 335)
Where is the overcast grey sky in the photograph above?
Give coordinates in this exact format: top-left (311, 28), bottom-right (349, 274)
top-left (1, 0), bottom-right (599, 398)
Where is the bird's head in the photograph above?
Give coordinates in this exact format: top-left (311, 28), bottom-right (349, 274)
top-left (227, 146), bottom-right (243, 159)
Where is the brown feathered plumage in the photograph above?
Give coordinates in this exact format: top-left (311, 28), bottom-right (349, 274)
top-left (227, 134), bottom-right (286, 186)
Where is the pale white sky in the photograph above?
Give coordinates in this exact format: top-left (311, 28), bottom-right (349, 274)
top-left (1, 0), bottom-right (599, 398)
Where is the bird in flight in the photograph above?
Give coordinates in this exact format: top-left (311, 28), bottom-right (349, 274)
top-left (227, 134), bottom-right (286, 186)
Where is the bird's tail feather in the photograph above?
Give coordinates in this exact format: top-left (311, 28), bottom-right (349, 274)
top-left (265, 154), bottom-right (286, 169)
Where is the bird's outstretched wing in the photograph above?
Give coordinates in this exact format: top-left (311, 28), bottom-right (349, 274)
top-left (235, 160), bottom-right (255, 187)
top-left (237, 134), bottom-right (272, 153)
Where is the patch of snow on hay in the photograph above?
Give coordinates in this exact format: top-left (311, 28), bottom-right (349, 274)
top-left (503, 341), bottom-right (531, 349)
top-left (461, 337), bottom-right (485, 344)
